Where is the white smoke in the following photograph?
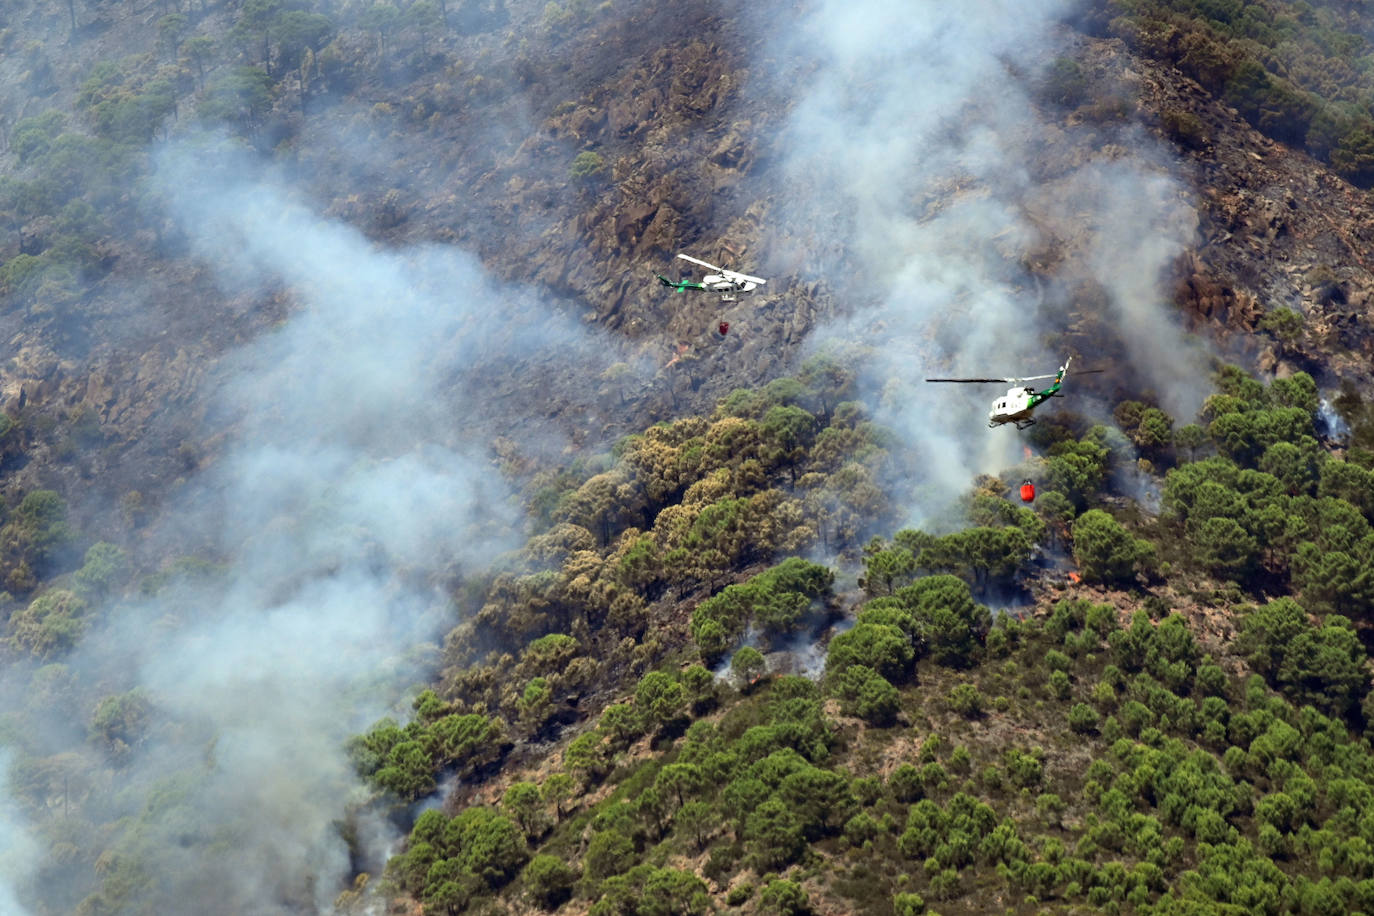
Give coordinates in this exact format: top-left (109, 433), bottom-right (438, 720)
top-left (1319, 396), bottom-right (1351, 441)
top-left (0, 1), bottom-right (1224, 908)
top-left (108, 142), bottom-right (532, 912)
top-left (0, 752), bottom-right (37, 916)
top-left (754, 0), bottom-right (1207, 521)
top-left (0, 133), bottom-right (637, 914)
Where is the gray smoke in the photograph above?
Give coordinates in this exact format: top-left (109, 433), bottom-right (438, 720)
top-left (756, 0), bottom-right (1207, 520)
top-left (0, 132), bottom-right (635, 913)
top-left (0, 752), bottom-right (36, 916)
top-left (0, 0), bottom-right (1224, 908)
top-left (119, 142), bottom-right (524, 912)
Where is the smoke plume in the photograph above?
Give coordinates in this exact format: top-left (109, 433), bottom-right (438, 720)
top-left (0, 133), bottom-right (635, 913)
top-left (755, 0), bottom-right (1208, 520)
top-left (0, 0), bottom-right (1226, 909)
top-left (0, 752), bottom-right (37, 916)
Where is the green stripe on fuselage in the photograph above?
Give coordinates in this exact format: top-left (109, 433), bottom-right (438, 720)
top-left (656, 274), bottom-right (708, 293)
top-left (1028, 368), bottom-right (1066, 409)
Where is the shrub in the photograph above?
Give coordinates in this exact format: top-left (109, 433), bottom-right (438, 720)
top-left (1048, 669), bottom-right (1071, 701)
top-left (570, 150), bottom-right (606, 182)
top-left (1068, 702), bottom-right (1099, 734)
top-left (919, 762), bottom-right (949, 795)
top-left (584, 830), bottom-right (634, 881)
top-left (1092, 680), bottom-right (1118, 712)
top-left (1004, 748), bottom-right (1044, 788)
top-left (9, 489), bottom-right (72, 571)
top-left (725, 883), bottom-right (753, 905)
top-left (1041, 56), bottom-right (1088, 107)
top-left (833, 664), bottom-right (901, 726)
top-left (844, 811), bottom-right (881, 845)
top-left (895, 574), bottom-right (991, 667)
top-left (893, 890), bottom-right (926, 915)
top-left (758, 878), bottom-right (810, 915)
top-left (1260, 306), bottom-right (1303, 345)
top-left (947, 683), bottom-right (984, 718)
top-left (731, 646), bottom-right (767, 689)
top-left (889, 763), bottom-right (923, 803)
top-left (524, 854), bottom-right (577, 909)
top-left (826, 621), bottom-right (915, 682)
top-left (73, 542), bottom-right (127, 598)
top-left (1072, 510), bottom-right (1153, 585)
top-left (1036, 792), bottom-right (1066, 827)
top-left (1162, 108), bottom-right (1208, 148)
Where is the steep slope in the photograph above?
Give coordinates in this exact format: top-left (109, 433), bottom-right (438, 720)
top-left (2, 0), bottom-right (1372, 524)
top-left (3, 0), bottom-right (1374, 914)
top-left (365, 364), bottom-right (1374, 916)
top-left (1111, 35), bottom-right (1374, 376)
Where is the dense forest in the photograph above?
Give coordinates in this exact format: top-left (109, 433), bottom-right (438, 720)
top-left (4, 0), bottom-right (1374, 913)
top-left (350, 364), bottom-right (1374, 915)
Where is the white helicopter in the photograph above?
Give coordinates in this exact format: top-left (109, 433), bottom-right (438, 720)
top-left (656, 253), bottom-right (767, 303)
top-left (926, 357), bottom-right (1103, 429)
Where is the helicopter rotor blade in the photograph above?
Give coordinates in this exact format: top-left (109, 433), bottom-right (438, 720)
top-left (925, 378), bottom-right (1011, 384)
top-left (925, 367), bottom-right (1108, 385)
top-left (677, 253), bottom-right (725, 273)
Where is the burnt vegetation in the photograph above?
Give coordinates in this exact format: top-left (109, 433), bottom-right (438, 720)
top-left (7, 0), bottom-right (1374, 914)
top-left (1083, 0), bottom-right (1374, 186)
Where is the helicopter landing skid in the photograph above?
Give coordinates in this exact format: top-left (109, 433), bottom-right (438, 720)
top-left (989, 418), bottom-right (1037, 430)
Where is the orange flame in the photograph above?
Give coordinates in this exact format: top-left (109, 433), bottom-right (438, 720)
top-left (1068, 572), bottom-right (1081, 584)
top-left (1023, 445), bottom-right (1033, 461)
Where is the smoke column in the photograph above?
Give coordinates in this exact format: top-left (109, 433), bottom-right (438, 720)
top-left (756, 0), bottom-right (1207, 518)
top-left (0, 0), bottom-right (1222, 907)
top-left (0, 135), bottom-right (631, 913)
top-left (0, 752), bottom-right (36, 916)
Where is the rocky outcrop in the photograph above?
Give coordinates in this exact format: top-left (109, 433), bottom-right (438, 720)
top-left (1111, 36), bottom-right (1374, 379)
top-left (1174, 252), bottom-right (1264, 332)
top-left (6, 0), bottom-right (1374, 539)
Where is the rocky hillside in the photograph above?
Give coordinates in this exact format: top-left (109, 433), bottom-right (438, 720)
top-left (4, 0), bottom-right (1374, 914)
top-left (1, 0), bottom-right (1373, 517)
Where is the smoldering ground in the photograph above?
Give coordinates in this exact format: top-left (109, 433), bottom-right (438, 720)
top-left (751, 0), bottom-right (1209, 525)
top-left (0, 137), bottom-right (649, 914)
